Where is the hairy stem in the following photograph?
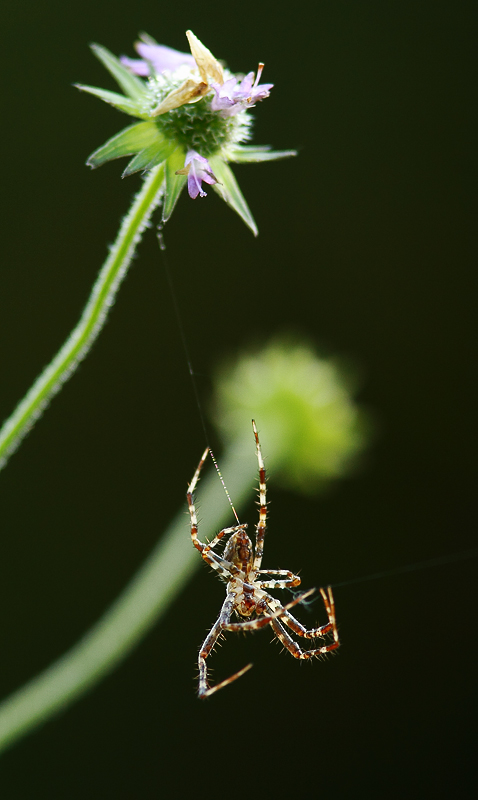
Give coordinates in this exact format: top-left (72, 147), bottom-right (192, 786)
top-left (0, 436), bottom-right (256, 754)
top-left (0, 165), bottom-right (165, 470)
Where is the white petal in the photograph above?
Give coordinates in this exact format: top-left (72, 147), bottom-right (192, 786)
top-left (151, 77), bottom-right (209, 116)
top-left (186, 30), bottom-right (224, 85)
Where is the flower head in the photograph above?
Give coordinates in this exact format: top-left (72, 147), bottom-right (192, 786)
top-left (77, 30), bottom-right (296, 234)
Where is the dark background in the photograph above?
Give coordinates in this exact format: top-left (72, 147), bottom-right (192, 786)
top-left (0, 1), bottom-right (476, 797)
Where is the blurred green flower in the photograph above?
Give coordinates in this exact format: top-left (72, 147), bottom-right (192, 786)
top-left (213, 338), bottom-right (369, 493)
top-left (77, 30), bottom-right (296, 234)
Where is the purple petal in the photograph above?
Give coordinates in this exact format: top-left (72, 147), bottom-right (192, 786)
top-left (184, 150), bottom-right (218, 198)
top-left (210, 79), bottom-right (238, 111)
top-left (185, 150), bottom-right (209, 168)
top-left (210, 67), bottom-right (274, 118)
top-left (120, 56), bottom-right (151, 77)
top-left (187, 168), bottom-right (206, 199)
top-left (200, 171), bottom-right (217, 186)
top-left (236, 72), bottom-right (255, 96)
top-left (135, 43), bottom-right (196, 72)
top-left (121, 42), bottom-right (196, 76)
top-left (211, 93), bottom-right (234, 112)
top-left (249, 83), bottom-right (274, 102)
top-left (219, 77), bottom-right (238, 96)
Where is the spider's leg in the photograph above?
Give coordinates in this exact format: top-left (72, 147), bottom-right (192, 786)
top-left (269, 586), bottom-right (338, 640)
top-left (252, 420), bottom-right (267, 571)
top-left (274, 609), bottom-right (333, 639)
top-left (223, 589), bottom-right (316, 632)
top-left (201, 524), bottom-right (247, 578)
top-left (269, 614), bottom-right (340, 659)
top-left (203, 524), bottom-right (247, 559)
top-left (188, 451), bottom-right (243, 569)
top-left (187, 446), bottom-right (210, 554)
top-left (203, 550), bottom-right (236, 581)
top-left (201, 663), bottom-right (254, 699)
top-left (257, 569), bottom-right (301, 590)
top-left (319, 586), bottom-right (340, 644)
top-left (258, 585), bottom-right (338, 641)
top-left (267, 588), bottom-right (340, 658)
top-left (198, 592), bottom-right (252, 699)
top-left (188, 446), bottom-right (209, 496)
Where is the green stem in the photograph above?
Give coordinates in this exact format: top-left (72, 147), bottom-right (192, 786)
top-left (0, 436), bottom-right (256, 754)
top-left (0, 165), bottom-right (165, 470)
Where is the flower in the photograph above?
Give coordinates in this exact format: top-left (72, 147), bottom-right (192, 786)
top-left (77, 30), bottom-right (297, 234)
top-left (210, 65), bottom-right (273, 116)
top-left (176, 150), bottom-right (219, 198)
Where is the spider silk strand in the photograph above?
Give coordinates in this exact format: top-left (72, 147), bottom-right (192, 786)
top-left (330, 545), bottom-right (478, 590)
top-left (156, 230), bottom-right (211, 449)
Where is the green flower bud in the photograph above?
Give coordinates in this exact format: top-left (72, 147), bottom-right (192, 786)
top-left (213, 338), bottom-right (369, 494)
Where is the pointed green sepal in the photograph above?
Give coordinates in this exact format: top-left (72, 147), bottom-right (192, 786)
top-left (227, 145), bottom-right (298, 163)
top-left (137, 32), bottom-right (159, 46)
top-left (87, 121), bottom-right (162, 168)
top-left (162, 148), bottom-right (187, 222)
top-left (90, 44), bottom-right (146, 101)
top-left (122, 139), bottom-right (176, 177)
top-left (75, 84), bottom-right (146, 118)
top-left (209, 157), bottom-right (258, 236)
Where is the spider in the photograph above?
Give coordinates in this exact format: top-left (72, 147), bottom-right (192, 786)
top-left (187, 420), bottom-right (340, 698)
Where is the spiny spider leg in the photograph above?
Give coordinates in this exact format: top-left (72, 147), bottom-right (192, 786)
top-left (320, 586), bottom-right (339, 644)
top-left (278, 611), bottom-right (333, 639)
top-left (269, 613), bottom-right (340, 659)
top-left (199, 590), bottom-right (315, 697)
top-left (203, 524), bottom-right (248, 558)
top-left (187, 446), bottom-right (211, 556)
top-left (187, 452), bottom-right (241, 578)
top-left (197, 591), bottom-right (255, 700)
top-left (266, 586), bottom-right (338, 640)
top-left (188, 445), bottom-right (209, 496)
top-left (228, 585), bottom-right (337, 640)
top-left (201, 551), bottom-right (235, 580)
top-left (223, 588), bottom-right (315, 632)
top-left (200, 663), bottom-right (254, 699)
top-left (198, 592), bottom-right (236, 699)
top-left (257, 568), bottom-right (301, 590)
top-left (268, 592), bottom-right (338, 655)
top-left (266, 587), bottom-right (339, 656)
top-left (252, 420), bottom-right (267, 572)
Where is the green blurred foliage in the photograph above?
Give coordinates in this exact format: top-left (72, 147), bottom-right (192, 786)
top-left (214, 336), bottom-right (369, 492)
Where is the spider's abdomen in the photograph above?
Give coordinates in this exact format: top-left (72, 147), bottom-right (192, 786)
top-left (223, 528), bottom-right (254, 572)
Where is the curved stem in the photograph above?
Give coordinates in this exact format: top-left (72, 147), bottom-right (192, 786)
top-left (0, 165), bottom-right (165, 470)
top-left (0, 436), bottom-right (257, 754)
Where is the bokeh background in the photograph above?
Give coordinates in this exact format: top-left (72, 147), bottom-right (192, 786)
top-left (0, 0), bottom-right (476, 796)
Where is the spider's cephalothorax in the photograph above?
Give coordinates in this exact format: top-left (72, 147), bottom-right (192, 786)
top-left (187, 420), bottom-right (340, 698)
